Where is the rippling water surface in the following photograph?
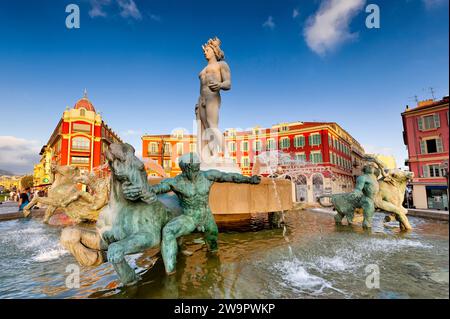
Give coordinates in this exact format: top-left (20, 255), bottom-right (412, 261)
top-left (0, 209), bottom-right (448, 299)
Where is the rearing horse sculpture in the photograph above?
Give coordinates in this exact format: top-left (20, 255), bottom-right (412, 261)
top-left (61, 143), bottom-right (180, 284)
top-left (23, 165), bottom-right (109, 223)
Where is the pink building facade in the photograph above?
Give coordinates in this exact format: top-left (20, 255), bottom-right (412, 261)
top-left (402, 96), bottom-right (449, 210)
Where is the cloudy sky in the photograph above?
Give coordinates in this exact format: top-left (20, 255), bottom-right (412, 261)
top-left (0, 0), bottom-right (448, 174)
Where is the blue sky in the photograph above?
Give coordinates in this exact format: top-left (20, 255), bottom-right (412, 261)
top-left (0, 0), bottom-right (448, 174)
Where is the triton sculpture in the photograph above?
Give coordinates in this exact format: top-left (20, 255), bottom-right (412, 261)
top-left (61, 144), bottom-right (261, 284)
top-left (319, 156), bottom-right (413, 231)
top-left (123, 152), bottom-right (261, 274)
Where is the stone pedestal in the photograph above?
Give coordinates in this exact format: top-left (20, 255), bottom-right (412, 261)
top-left (149, 176), bottom-right (294, 227)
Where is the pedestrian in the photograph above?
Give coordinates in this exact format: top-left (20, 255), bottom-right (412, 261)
top-left (18, 188), bottom-right (30, 212)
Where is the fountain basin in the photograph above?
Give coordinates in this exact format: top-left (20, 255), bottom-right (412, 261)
top-left (150, 177), bottom-right (293, 226)
top-left (0, 209), bottom-right (447, 298)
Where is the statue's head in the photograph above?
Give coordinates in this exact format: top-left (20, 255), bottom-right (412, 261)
top-left (362, 163), bottom-right (377, 175)
top-left (106, 143), bottom-right (146, 186)
top-left (179, 153), bottom-right (201, 180)
top-left (202, 37), bottom-right (224, 61)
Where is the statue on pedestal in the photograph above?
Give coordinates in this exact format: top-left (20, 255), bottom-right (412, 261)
top-left (195, 37), bottom-right (240, 173)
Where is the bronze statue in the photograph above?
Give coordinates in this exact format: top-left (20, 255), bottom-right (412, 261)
top-left (123, 152), bottom-right (261, 275)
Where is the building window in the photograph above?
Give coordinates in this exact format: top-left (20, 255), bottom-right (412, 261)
top-left (71, 156), bottom-right (89, 164)
top-left (294, 135), bottom-right (305, 148)
top-left (420, 138), bottom-right (444, 154)
top-left (148, 142), bottom-right (158, 155)
top-left (266, 139), bottom-right (276, 151)
top-left (253, 140), bottom-right (262, 152)
top-left (418, 114), bottom-right (440, 131)
top-left (73, 123), bottom-right (91, 133)
top-left (280, 125), bottom-right (289, 132)
top-left (241, 141), bottom-right (249, 152)
top-left (228, 142), bottom-right (236, 152)
top-left (241, 157), bottom-right (250, 167)
top-left (189, 143), bottom-right (196, 153)
top-left (176, 143), bottom-right (184, 156)
top-left (310, 152), bottom-right (323, 164)
top-left (163, 159), bottom-right (172, 168)
top-left (164, 143), bottom-right (171, 155)
top-left (79, 108), bottom-right (86, 117)
top-left (295, 153), bottom-right (306, 162)
top-left (309, 134), bottom-right (321, 146)
top-left (280, 137), bottom-right (290, 149)
top-left (72, 137), bottom-right (90, 151)
top-left (423, 164), bottom-right (445, 178)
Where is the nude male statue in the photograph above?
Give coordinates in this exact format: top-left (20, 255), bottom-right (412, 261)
top-left (354, 163), bottom-right (382, 229)
top-left (195, 37), bottom-right (231, 161)
top-left (122, 153), bottom-right (261, 274)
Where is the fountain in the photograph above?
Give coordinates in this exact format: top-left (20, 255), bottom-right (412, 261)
top-left (0, 37), bottom-right (447, 299)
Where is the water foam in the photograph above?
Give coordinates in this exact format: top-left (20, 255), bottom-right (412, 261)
top-left (274, 237), bottom-right (433, 296)
top-left (33, 245), bottom-right (68, 262)
top-left (276, 258), bottom-right (347, 296)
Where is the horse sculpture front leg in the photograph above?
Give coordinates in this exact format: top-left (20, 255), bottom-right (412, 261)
top-left (23, 196), bottom-right (56, 218)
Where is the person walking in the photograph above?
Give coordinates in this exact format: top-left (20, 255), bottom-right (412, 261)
top-left (18, 188), bottom-right (30, 212)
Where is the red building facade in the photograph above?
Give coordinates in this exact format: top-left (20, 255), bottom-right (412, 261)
top-left (142, 122), bottom-right (365, 202)
top-left (402, 96), bottom-right (449, 210)
top-left (42, 92), bottom-right (121, 177)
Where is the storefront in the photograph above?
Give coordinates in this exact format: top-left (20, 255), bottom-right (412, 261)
top-left (426, 185), bottom-right (448, 211)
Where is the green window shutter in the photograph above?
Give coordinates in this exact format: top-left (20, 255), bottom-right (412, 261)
top-left (433, 114), bottom-right (440, 128)
top-left (300, 136), bottom-right (305, 147)
top-left (308, 135), bottom-right (312, 146)
top-left (317, 135), bottom-right (322, 145)
top-left (422, 165), bottom-right (429, 177)
top-left (420, 140), bottom-right (426, 154)
top-left (436, 138), bottom-right (443, 153)
top-left (418, 118), bottom-right (423, 131)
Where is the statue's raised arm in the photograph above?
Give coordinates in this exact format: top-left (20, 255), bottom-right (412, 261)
top-left (204, 169), bottom-right (261, 184)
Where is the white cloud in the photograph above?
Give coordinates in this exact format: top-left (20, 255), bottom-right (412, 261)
top-left (117, 0), bottom-right (142, 20)
top-left (89, 0), bottom-right (111, 18)
top-left (422, 0), bottom-right (448, 9)
top-left (303, 0), bottom-right (366, 56)
top-left (262, 16), bottom-right (276, 30)
top-left (89, 0), bottom-right (145, 21)
top-left (293, 8), bottom-right (300, 18)
top-left (0, 136), bottom-right (41, 175)
top-left (149, 13), bottom-right (162, 22)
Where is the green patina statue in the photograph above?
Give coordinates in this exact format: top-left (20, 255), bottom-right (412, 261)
top-left (61, 143), bottom-right (179, 285)
top-left (319, 156), bottom-right (413, 231)
top-left (122, 152), bottom-right (261, 274)
top-left (62, 145), bottom-right (261, 284)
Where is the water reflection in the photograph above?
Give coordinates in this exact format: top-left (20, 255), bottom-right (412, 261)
top-left (0, 210), bottom-right (448, 299)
